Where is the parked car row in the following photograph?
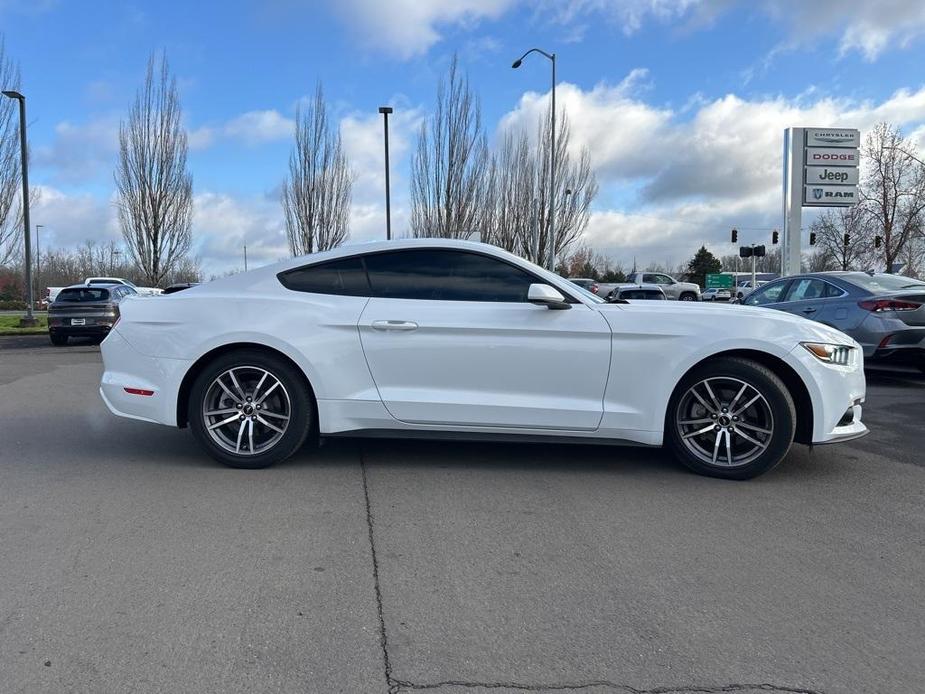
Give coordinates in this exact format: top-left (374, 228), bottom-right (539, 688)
top-left (569, 272), bottom-right (700, 301)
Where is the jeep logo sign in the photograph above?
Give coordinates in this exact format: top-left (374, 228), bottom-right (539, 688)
top-left (805, 166), bottom-right (859, 185)
top-left (803, 185), bottom-right (859, 207)
top-left (805, 147), bottom-right (859, 165)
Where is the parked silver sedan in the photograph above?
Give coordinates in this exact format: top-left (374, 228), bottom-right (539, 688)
top-left (741, 272), bottom-right (925, 368)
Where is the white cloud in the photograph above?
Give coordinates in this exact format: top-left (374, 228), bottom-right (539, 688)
top-left (189, 109), bottom-right (295, 150)
top-left (499, 74), bottom-right (925, 267)
top-left (31, 185), bottom-right (120, 249)
top-left (327, 0), bottom-right (925, 61)
top-left (192, 192), bottom-right (290, 275)
top-left (33, 117), bottom-right (120, 184)
top-left (328, 0), bottom-right (517, 58)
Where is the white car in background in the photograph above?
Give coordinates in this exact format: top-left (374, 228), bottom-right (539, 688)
top-left (85, 277), bottom-right (163, 296)
top-left (100, 239), bottom-right (867, 480)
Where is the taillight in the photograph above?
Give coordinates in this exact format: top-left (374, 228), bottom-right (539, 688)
top-left (858, 299), bottom-right (921, 312)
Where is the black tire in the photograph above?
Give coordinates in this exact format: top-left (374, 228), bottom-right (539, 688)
top-left (188, 349), bottom-right (313, 469)
top-left (49, 332), bottom-right (68, 346)
top-left (679, 292), bottom-right (698, 301)
top-left (665, 357), bottom-right (796, 480)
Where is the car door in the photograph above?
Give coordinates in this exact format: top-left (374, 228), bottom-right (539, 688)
top-left (358, 249), bottom-right (612, 431)
top-left (777, 278), bottom-right (830, 322)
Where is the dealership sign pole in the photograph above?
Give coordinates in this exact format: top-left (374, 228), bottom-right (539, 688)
top-left (782, 127), bottom-right (860, 276)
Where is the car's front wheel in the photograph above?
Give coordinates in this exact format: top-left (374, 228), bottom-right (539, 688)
top-left (665, 357), bottom-right (796, 480)
top-left (679, 292), bottom-right (698, 301)
top-left (188, 349), bottom-right (313, 469)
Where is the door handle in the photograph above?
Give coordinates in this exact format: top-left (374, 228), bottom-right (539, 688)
top-left (372, 320), bottom-right (418, 331)
top-left (802, 307), bottom-right (817, 314)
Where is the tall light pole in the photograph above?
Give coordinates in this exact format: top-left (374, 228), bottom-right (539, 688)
top-left (35, 224), bottom-right (43, 307)
top-left (2, 90), bottom-right (36, 326)
top-left (378, 106), bottom-right (393, 240)
top-left (512, 48), bottom-right (556, 272)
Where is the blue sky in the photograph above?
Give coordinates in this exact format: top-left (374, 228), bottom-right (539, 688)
top-left (3, 0), bottom-right (925, 275)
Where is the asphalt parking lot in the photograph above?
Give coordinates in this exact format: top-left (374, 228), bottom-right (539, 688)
top-left (1, 336), bottom-right (923, 694)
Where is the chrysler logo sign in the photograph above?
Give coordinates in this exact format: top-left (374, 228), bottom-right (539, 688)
top-left (805, 128), bottom-right (860, 149)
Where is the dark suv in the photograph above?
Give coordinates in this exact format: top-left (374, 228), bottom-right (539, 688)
top-left (48, 284), bottom-right (137, 345)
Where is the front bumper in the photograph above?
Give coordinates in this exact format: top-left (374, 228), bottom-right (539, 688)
top-left (788, 342), bottom-right (868, 444)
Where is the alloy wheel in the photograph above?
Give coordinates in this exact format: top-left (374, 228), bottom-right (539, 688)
top-left (675, 376), bottom-right (774, 467)
top-left (201, 365), bottom-right (291, 455)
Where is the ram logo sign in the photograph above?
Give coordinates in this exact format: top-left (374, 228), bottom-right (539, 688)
top-left (803, 185), bottom-right (858, 207)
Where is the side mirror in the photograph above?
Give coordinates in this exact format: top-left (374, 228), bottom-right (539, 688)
top-left (528, 283), bottom-right (571, 310)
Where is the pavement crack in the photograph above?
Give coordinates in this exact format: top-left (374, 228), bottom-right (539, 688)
top-left (390, 680), bottom-right (823, 694)
top-left (360, 446), bottom-right (400, 694)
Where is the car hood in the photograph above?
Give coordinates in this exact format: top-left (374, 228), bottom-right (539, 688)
top-left (593, 300), bottom-right (855, 346)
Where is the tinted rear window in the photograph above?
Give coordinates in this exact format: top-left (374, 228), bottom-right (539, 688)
top-left (56, 288), bottom-right (110, 302)
top-left (278, 257), bottom-right (370, 296)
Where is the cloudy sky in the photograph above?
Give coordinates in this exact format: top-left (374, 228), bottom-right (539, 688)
top-left (3, 0), bottom-right (925, 275)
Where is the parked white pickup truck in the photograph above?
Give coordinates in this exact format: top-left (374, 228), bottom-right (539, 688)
top-left (625, 272), bottom-right (701, 301)
top-left (84, 277), bottom-right (163, 296)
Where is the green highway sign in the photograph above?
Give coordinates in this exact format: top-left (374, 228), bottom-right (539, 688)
top-left (706, 274), bottom-right (734, 289)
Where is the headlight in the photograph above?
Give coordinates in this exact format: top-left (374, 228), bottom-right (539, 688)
top-left (802, 342), bottom-right (854, 366)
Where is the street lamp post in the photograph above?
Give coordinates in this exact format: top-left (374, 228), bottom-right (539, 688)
top-left (513, 49), bottom-right (556, 272)
top-left (2, 90), bottom-right (36, 326)
top-left (378, 106), bottom-right (394, 240)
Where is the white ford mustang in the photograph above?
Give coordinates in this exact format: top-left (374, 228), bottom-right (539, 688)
top-left (100, 239), bottom-right (867, 479)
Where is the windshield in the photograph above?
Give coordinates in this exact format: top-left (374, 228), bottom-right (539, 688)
top-left (56, 288), bottom-right (110, 302)
top-left (847, 273), bottom-right (925, 293)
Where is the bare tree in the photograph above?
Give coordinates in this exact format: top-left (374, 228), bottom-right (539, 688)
top-left (482, 131), bottom-right (536, 255)
top-left (808, 206), bottom-right (873, 271)
top-left (282, 83), bottom-right (352, 255)
top-left (410, 55), bottom-right (488, 239)
top-left (861, 123), bottom-right (925, 272)
top-left (483, 109), bottom-right (597, 265)
top-left (0, 36), bottom-right (23, 267)
top-left (115, 52), bottom-right (193, 287)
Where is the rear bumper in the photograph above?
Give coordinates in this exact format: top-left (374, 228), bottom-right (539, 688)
top-left (99, 328), bottom-right (191, 427)
top-left (50, 325), bottom-right (113, 337)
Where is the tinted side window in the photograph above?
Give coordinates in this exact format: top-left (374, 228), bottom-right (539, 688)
top-left (744, 281), bottom-right (788, 306)
top-left (785, 278), bottom-right (827, 301)
top-left (364, 250), bottom-right (537, 302)
top-left (278, 257), bottom-right (370, 296)
top-left (822, 281), bottom-right (845, 298)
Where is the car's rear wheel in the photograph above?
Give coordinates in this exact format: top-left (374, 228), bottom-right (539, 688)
top-left (665, 357), bottom-right (796, 480)
top-left (188, 350), bottom-right (313, 469)
top-left (49, 332), bottom-right (68, 346)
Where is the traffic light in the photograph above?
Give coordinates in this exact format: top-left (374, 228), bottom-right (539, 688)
top-left (772, 230), bottom-right (779, 244)
top-left (875, 235), bottom-right (882, 249)
top-left (753, 245), bottom-right (766, 257)
top-left (739, 246), bottom-right (752, 258)
top-left (731, 228), bottom-right (738, 243)
top-left (843, 233), bottom-right (850, 246)
top-left (809, 232), bottom-right (817, 246)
